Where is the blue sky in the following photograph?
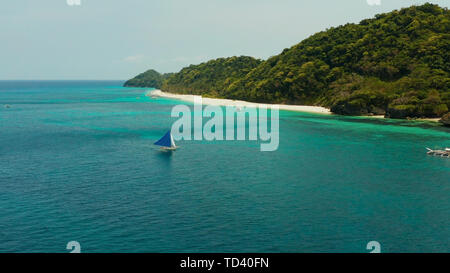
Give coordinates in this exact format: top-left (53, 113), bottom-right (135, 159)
top-left (0, 0), bottom-right (448, 80)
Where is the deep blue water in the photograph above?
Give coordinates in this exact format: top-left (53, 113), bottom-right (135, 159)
top-left (0, 81), bottom-right (449, 253)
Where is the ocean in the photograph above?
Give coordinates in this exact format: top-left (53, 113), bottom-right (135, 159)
top-left (0, 81), bottom-right (448, 253)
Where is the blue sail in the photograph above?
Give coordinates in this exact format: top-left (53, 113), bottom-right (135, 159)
top-left (154, 130), bottom-right (173, 147)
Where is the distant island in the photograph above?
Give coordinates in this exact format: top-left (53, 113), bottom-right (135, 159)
top-left (125, 3), bottom-right (450, 126)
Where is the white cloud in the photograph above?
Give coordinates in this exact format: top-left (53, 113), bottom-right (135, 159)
top-left (367, 0), bottom-right (381, 6)
top-left (123, 54), bottom-right (145, 63)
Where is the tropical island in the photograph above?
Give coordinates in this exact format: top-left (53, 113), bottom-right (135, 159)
top-left (125, 3), bottom-right (450, 126)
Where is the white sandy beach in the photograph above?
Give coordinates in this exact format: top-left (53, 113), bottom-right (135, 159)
top-left (148, 90), bottom-right (332, 114)
top-left (147, 90), bottom-right (443, 122)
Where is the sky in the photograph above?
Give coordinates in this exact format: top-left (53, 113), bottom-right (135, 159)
top-left (0, 0), bottom-right (448, 80)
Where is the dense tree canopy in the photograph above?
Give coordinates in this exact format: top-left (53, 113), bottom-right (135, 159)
top-left (125, 3), bottom-right (450, 119)
top-left (124, 69), bottom-right (172, 89)
top-left (161, 56), bottom-right (262, 98)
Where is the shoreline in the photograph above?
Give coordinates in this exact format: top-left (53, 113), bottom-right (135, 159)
top-left (147, 90), bottom-right (442, 123)
top-left (358, 115), bottom-right (441, 123)
top-left (148, 90), bottom-right (332, 115)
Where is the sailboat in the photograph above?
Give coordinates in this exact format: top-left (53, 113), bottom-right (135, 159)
top-left (154, 130), bottom-right (177, 151)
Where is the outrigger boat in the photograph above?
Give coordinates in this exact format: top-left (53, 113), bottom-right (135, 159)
top-left (426, 147), bottom-right (450, 157)
top-left (154, 130), bottom-right (177, 151)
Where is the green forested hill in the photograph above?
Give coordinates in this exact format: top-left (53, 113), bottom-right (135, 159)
top-left (125, 3), bottom-right (450, 119)
top-left (124, 69), bottom-right (172, 89)
top-left (161, 56), bottom-right (262, 98)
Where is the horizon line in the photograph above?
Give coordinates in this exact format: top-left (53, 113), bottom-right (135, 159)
top-left (0, 79), bottom-right (127, 81)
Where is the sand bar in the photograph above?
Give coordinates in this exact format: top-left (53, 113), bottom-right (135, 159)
top-left (148, 90), bottom-right (332, 115)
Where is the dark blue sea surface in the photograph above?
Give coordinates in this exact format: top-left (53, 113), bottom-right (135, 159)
top-left (0, 81), bottom-right (448, 252)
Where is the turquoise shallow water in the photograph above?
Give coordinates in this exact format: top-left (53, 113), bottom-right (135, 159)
top-left (0, 81), bottom-right (449, 253)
